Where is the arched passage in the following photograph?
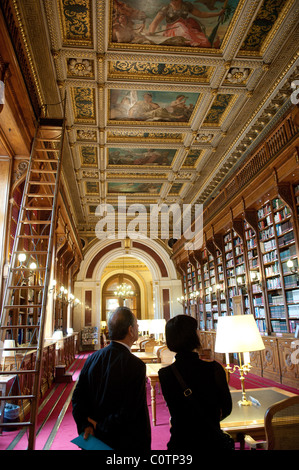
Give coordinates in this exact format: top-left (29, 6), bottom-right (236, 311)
top-left (101, 271), bottom-right (141, 321)
top-left (73, 238), bottom-right (182, 336)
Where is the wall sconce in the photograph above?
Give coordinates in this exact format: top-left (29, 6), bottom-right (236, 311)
top-left (55, 284), bottom-right (80, 306)
top-left (18, 253), bottom-right (27, 266)
top-left (287, 259), bottom-right (299, 277)
top-left (189, 291), bottom-right (200, 300)
top-left (49, 279), bottom-right (57, 292)
top-left (237, 276), bottom-right (247, 294)
top-left (177, 295), bottom-right (186, 305)
top-left (17, 253), bottom-right (37, 283)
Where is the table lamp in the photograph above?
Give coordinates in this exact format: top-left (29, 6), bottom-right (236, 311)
top-left (149, 319), bottom-right (166, 344)
top-left (138, 319), bottom-right (151, 336)
top-left (215, 315), bottom-right (265, 406)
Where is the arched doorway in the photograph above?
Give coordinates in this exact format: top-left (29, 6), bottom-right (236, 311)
top-left (101, 273), bottom-right (141, 322)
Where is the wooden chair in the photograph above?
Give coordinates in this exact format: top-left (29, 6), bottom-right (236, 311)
top-left (245, 395), bottom-right (299, 450)
top-left (144, 339), bottom-right (158, 353)
top-left (159, 347), bottom-right (176, 364)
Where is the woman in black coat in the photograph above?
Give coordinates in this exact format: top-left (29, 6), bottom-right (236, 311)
top-left (158, 315), bottom-right (232, 452)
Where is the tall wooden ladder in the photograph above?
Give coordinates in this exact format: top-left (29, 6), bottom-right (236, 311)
top-left (0, 116), bottom-right (66, 449)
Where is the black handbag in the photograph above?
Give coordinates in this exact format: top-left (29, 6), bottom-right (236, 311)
top-left (170, 363), bottom-right (235, 450)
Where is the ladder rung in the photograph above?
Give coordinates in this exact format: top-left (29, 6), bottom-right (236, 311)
top-left (34, 148), bottom-right (60, 152)
top-left (11, 266), bottom-right (47, 270)
top-left (8, 285), bottom-right (44, 289)
top-left (0, 422), bottom-right (33, 428)
top-left (0, 395), bottom-right (35, 400)
top-left (21, 221), bottom-right (51, 224)
top-left (0, 345), bottom-right (37, 350)
top-left (22, 208), bottom-right (53, 211)
top-left (3, 304), bottom-right (42, 308)
top-left (33, 158), bottom-right (58, 162)
top-left (36, 137), bottom-right (61, 142)
top-left (26, 194), bottom-right (54, 198)
top-left (17, 235), bottom-right (50, 238)
top-left (14, 250), bottom-right (48, 254)
top-left (30, 169), bottom-right (57, 173)
top-left (0, 325), bottom-right (39, 330)
top-left (28, 181), bottom-right (55, 186)
top-left (0, 370), bottom-right (38, 375)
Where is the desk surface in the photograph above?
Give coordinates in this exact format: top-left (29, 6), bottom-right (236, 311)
top-left (133, 352), bottom-right (157, 361)
top-left (146, 363), bottom-right (168, 377)
top-left (0, 375), bottom-right (16, 384)
top-left (221, 387), bottom-right (296, 433)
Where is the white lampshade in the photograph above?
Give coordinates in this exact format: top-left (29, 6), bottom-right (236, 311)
top-left (67, 327), bottom-right (74, 336)
top-left (3, 339), bottom-right (16, 358)
top-left (52, 330), bottom-right (64, 340)
top-left (138, 319), bottom-right (151, 332)
top-left (149, 319), bottom-right (166, 335)
top-left (215, 315), bottom-right (265, 354)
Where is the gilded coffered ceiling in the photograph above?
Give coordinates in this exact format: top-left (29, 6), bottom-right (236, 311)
top-left (6, 0), bottom-right (299, 244)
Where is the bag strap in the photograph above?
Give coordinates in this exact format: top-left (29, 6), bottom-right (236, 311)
top-left (171, 363), bottom-right (193, 397)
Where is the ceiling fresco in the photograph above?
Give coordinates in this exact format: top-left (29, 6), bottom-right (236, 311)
top-left (11, 0), bottom-right (299, 244)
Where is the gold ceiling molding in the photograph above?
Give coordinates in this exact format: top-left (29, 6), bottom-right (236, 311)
top-left (23, 0), bottom-right (299, 227)
top-left (239, 0), bottom-right (293, 56)
top-left (191, 55), bottom-right (299, 204)
top-left (57, 0), bottom-right (93, 48)
top-left (108, 61), bottom-right (214, 83)
top-left (12, 0), bottom-right (44, 109)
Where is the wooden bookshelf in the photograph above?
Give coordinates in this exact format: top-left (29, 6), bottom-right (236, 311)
top-left (178, 189), bottom-right (299, 338)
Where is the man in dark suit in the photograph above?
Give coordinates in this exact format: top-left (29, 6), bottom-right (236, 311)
top-left (72, 306), bottom-right (151, 451)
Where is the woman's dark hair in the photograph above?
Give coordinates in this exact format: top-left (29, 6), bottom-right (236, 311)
top-left (108, 306), bottom-right (135, 340)
top-left (165, 315), bottom-right (200, 353)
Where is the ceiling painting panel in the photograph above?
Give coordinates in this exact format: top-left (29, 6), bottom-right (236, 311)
top-left (108, 182), bottom-right (163, 195)
top-left (108, 89), bottom-right (200, 123)
top-left (21, 0), bottom-right (298, 235)
top-left (107, 148), bottom-right (177, 167)
top-left (110, 0), bottom-right (241, 49)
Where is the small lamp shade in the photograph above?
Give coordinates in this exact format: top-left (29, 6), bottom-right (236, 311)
top-left (149, 319), bottom-right (166, 335)
top-left (3, 339), bottom-right (16, 357)
top-left (52, 330), bottom-right (64, 340)
top-left (215, 315), bottom-right (265, 354)
top-left (138, 319), bottom-right (151, 333)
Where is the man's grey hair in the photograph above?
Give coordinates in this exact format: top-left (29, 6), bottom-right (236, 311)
top-left (108, 306), bottom-right (136, 340)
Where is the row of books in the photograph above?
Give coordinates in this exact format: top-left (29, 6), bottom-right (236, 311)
top-left (276, 219), bottom-right (293, 236)
top-left (273, 206), bottom-right (291, 222)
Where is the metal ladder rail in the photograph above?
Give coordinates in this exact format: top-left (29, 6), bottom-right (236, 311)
top-left (0, 113), bottom-right (66, 449)
top-left (28, 117), bottom-right (67, 450)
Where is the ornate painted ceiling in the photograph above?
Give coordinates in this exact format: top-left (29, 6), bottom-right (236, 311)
top-left (4, 0), bottom-right (299, 246)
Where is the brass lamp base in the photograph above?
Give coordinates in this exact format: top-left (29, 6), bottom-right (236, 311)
top-left (238, 398), bottom-right (252, 406)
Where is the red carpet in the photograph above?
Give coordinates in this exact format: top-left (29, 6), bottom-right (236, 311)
top-left (0, 353), bottom-right (298, 451)
top-left (228, 369), bottom-right (299, 396)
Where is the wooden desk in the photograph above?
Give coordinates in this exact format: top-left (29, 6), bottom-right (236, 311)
top-left (0, 375), bottom-right (16, 433)
top-left (133, 351), bottom-right (158, 363)
top-left (146, 363), bottom-right (168, 426)
top-left (221, 387), bottom-right (296, 448)
top-left (145, 363), bottom-right (297, 439)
